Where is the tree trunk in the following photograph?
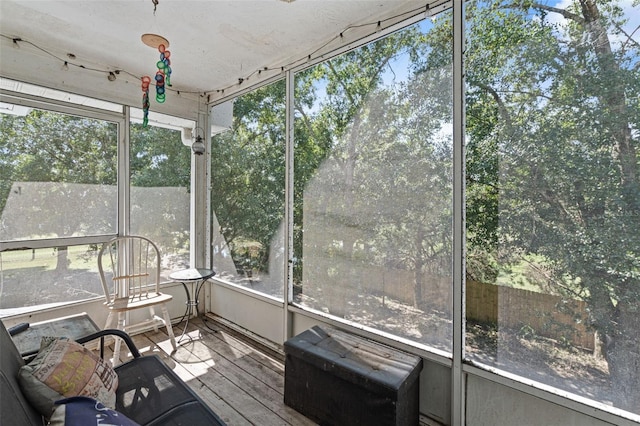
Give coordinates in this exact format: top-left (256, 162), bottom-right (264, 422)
top-left (578, 0), bottom-right (640, 410)
top-left (602, 300), bottom-right (640, 411)
top-left (413, 266), bottom-right (424, 308)
top-left (55, 246), bottom-right (69, 273)
top-left (413, 228), bottom-right (425, 307)
top-left (579, 0), bottom-right (638, 200)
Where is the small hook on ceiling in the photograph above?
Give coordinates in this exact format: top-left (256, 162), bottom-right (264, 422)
top-left (152, 0), bottom-right (159, 15)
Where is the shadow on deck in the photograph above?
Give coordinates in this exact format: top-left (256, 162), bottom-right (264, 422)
top-left (110, 316), bottom-right (310, 426)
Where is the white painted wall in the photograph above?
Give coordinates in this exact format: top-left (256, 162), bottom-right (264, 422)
top-left (465, 375), bottom-right (623, 426)
top-left (209, 282), bottom-right (285, 345)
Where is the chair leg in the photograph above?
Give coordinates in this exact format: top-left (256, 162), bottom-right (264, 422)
top-left (112, 311), bottom-right (125, 366)
top-left (91, 311), bottom-right (115, 353)
top-left (161, 304), bottom-right (177, 351)
top-left (149, 306), bottom-right (159, 332)
top-left (105, 311), bottom-right (115, 330)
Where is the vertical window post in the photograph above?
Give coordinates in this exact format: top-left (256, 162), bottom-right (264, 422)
top-left (452, 0), bottom-right (466, 424)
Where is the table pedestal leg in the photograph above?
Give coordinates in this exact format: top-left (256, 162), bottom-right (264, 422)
top-left (178, 280), bottom-right (204, 343)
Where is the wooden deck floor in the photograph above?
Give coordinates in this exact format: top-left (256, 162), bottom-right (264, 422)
top-left (114, 315), bottom-right (316, 426)
top-left (114, 315), bottom-right (435, 426)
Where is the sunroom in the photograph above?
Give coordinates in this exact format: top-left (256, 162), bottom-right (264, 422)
top-left (1, 1), bottom-right (638, 425)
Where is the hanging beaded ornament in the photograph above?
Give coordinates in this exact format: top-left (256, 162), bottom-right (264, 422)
top-left (141, 75), bottom-right (151, 127)
top-left (155, 44), bottom-right (172, 103)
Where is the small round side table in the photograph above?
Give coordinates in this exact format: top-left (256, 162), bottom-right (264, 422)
top-left (169, 268), bottom-right (216, 342)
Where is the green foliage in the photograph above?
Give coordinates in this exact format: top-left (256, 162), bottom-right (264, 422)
top-left (462, 0), bottom-right (639, 410)
top-left (0, 109), bottom-right (117, 216)
top-left (211, 80), bottom-right (287, 271)
top-left (0, 109), bottom-right (191, 251)
top-left (288, 26), bottom-right (456, 309)
top-left (130, 124), bottom-right (190, 188)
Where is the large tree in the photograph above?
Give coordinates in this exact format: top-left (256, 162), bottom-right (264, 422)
top-left (292, 28), bottom-right (455, 311)
top-left (210, 81), bottom-right (287, 279)
top-left (456, 0), bottom-right (639, 411)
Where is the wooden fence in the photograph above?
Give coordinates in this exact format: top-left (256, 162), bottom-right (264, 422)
top-left (466, 280), bottom-right (595, 351)
top-left (302, 256), bottom-right (595, 351)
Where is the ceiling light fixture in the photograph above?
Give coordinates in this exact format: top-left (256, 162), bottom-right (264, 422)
top-left (192, 135), bottom-right (205, 155)
top-left (191, 127), bottom-right (206, 155)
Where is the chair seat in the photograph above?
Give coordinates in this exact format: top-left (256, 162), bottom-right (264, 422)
top-left (115, 355), bottom-right (226, 425)
top-left (108, 292), bottom-right (173, 311)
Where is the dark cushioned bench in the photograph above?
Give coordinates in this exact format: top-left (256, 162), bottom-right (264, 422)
top-left (284, 325), bottom-right (423, 426)
top-left (1, 320), bottom-right (226, 426)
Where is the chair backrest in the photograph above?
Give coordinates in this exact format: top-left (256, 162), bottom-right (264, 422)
top-left (98, 235), bottom-right (162, 304)
top-left (0, 321), bottom-right (44, 425)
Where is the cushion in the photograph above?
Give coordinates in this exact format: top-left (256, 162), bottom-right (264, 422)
top-left (50, 396), bottom-right (140, 426)
top-left (18, 337), bottom-right (118, 419)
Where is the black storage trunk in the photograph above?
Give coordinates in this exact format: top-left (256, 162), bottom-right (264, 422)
top-left (284, 326), bottom-right (423, 426)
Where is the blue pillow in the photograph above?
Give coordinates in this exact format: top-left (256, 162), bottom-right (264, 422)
top-left (50, 396), bottom-right (140, 426)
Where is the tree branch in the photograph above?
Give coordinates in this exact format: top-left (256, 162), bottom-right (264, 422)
top-left (618, 23), bottom-right (640, 53)
top-left (473, 81), bottom-right (514, 131)
top-left (293, 101), bottom-right (315, 139)
top-left (505, 2), bottom-right (585, 25)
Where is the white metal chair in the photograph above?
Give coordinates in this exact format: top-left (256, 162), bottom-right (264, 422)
top-left (98, 235), bottom-right (177, 364)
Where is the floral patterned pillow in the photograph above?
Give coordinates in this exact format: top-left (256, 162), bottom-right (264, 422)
top-left (18, 337), bottom-right (118, 419)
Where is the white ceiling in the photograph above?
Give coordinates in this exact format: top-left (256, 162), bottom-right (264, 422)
top-left (0, 0), bottom-right (433, 115)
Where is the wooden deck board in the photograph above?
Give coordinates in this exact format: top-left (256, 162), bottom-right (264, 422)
top-left (132, 332), bottom-right (248, 425)
top-left (105, 316), bottom-right (434, 426)
top-left (110, 317), bottom-right (314, 426)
